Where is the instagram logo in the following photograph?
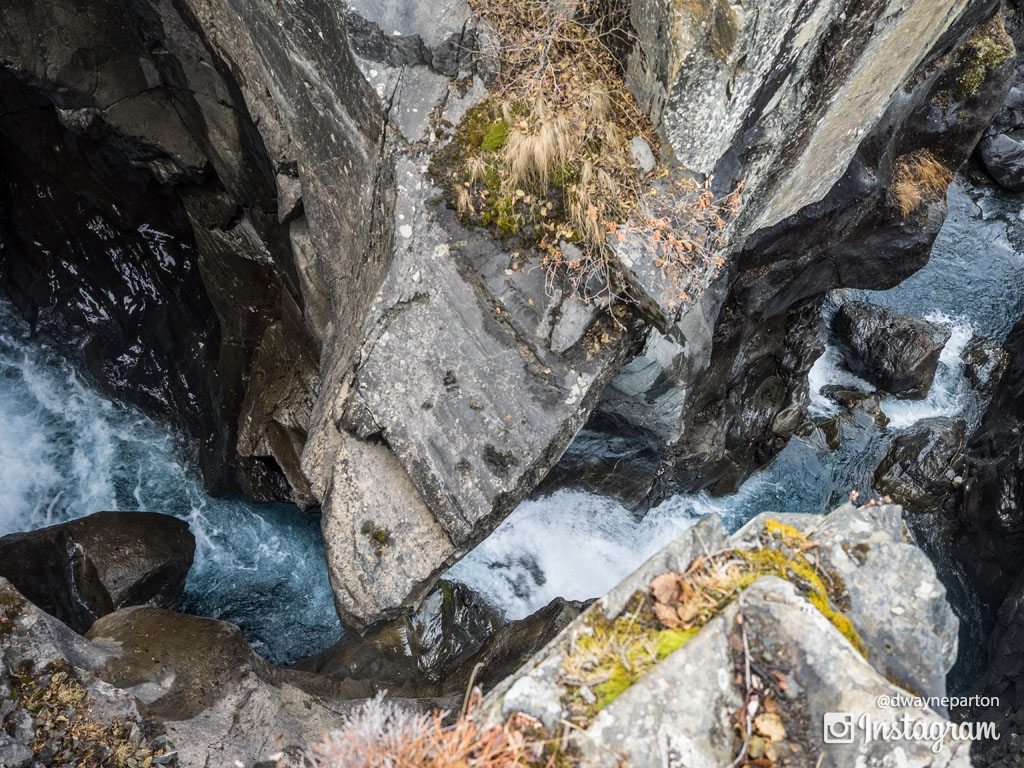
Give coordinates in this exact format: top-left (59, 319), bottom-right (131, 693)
top-left (823, 713), bottom-right (856, 744)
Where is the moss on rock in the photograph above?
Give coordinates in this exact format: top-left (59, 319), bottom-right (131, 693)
top-left (954, 16), bottom-right (1013, 100)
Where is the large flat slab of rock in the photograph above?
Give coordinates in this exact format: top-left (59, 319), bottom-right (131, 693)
top-left (314, 148), bottom-right (636, 629)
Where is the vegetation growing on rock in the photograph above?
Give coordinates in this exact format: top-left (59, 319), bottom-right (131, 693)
top-left (891, 150), bottom-right (954, 218)
top-left (434, 0), bottom-right (656, 299)
top-left (307, 692), bottom-right (571, 767)
top-left (6, 661), bottom-right (170, 767)
top-left (557, 520), bottom-right (864, 724)
top-left (954, 15), bottom-right (1013, 100)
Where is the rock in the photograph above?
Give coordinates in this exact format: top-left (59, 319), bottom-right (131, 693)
top-left (309, 88), bottom-right (636, 630)
top-left (832, 301), bottom-right (951, 399)
top-left (0, 0), bottom-right (394, 500)
top-left (294, 581), bottom-right (502, 695)
top-left (874, 417), bottom-right (967, 513)
top-left (296, 580), bottom-right (585, 697)
top-left (0, 0), bottom-right (1013, 632)
top-left (484, 505), bottom-right (964, 766)
top-left (979, 8), bottom-right (1024, 192)
top-left (0, 512), bottom-right (195, 633)
top-left (956, 316), bottom-right (1024, 607)
top-left (962, 334), bottom-right (1009, 396)
top-left (86, 606), bottom-right (381, 767)
top-left (602, 9), bottom-right (1013, 502)
top-left (963, 567), bottom-right (1024, 767)
top-left (628, 136), bottom-right (656, 174)
top-left (0, 578), bottom-right (176, 767)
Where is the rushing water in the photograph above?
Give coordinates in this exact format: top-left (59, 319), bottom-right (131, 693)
top-left (452, 178), bottom-right (1024, 691)
top-left (0, 308), bottom-right (341, 664)
top-left (1, 177), bottom-right (1022, 681)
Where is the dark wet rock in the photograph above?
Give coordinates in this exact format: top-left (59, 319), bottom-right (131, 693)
top-left (832, 301), bottom-right (951, 399)
top-left (295, 580), bottom-right (584, 697)
top-left (0, 512), bottom-right (194, 634)
top-left (957, 317), bottom-right (1024, 608)
top-left (0, 0), bottom-right (393, 502)
top-left (294, 581), bottom-right (502, 695)
top-left (874, 417), bottom-right (967, 513)
top-left (456, 597), bottom-right (585, 694)
top-left (537, 414), bottom-right (665, 508)
top-left (819, 385), bottom-right (890, 428)
top-left (963, 334), bottom-right (1010, 396)
top-left (958, 566), bottom-right (1024, 767)
top-left (978, 8), bottom-right (1024, 192)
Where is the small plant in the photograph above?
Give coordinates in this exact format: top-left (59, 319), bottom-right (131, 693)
top-left (954, 15), bottom-right (1013, 100)
top-left (307, 692), bottom-right (570, 767)
top-left (436, 0), bottom-right (657, 301)
top-left (558, 604), bottom-right (695, 719)
top-left (891, 150), bottom-right (954, 218)
top-left (8, 661), bottom-right (168, 767)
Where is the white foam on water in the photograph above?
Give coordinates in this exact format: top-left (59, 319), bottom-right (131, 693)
top-left (0, 303), bottom-right (340, 663)
top-left (880, 312), bottom-right (973, 430)
top-left (807, 342), bottom-right (875, 417)
top-left (448, 488), bottom-right (733, 619)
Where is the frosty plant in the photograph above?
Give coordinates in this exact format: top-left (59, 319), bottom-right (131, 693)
top-left (307, 692), bottom-right (571, 767)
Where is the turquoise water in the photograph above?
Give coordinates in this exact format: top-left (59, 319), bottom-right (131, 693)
top-left (0, 307), bottom-right (341, 664)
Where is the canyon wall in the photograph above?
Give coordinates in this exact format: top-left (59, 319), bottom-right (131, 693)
top-left (0, 0), bottom-right (1012, 630)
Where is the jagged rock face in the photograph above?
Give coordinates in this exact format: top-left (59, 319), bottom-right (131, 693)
top-left (0, 512), bottom-right (194, 634)
top-left (628, 0), bottom-right (975, 233)
top-left (0, 0), bottom-right (393, 502)
top-left (483, 505), bottom-right (963, 766)
top-left (874, 417), bottom-right (967, 514)
top-left (599, 3), bottom-right (1014, 499)
top-left (833, 301), bottom-right (952, 399)
top-left (0, 0), bottom-right (1015, 632)
top-left (958, 316), bottom-right (1024, 607)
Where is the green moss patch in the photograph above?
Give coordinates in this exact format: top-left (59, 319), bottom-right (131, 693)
top-left (954, 16), bottom-right (1013, 100)
top-left (557, 519), bottom-right (865, 725)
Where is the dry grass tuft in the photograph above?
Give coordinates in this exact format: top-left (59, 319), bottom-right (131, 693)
top-left (436, 0), bottom-right (658, 301)
top-left (307, 693), bottom-right (570, 768)
top-left (891, 150), bottom-right (954, 217)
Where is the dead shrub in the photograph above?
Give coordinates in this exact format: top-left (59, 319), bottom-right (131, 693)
top-left (892, 150), bottom-right (954, 217)
top-left (307, 692), bottom-right (569, 768)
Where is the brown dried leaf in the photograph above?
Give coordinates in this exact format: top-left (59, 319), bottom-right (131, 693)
top-left (650, 572), bottom-right (680, 605)
top-left (753, 712), bottom-right (786, 742)
top-left (654, 602), bottom-right (682, 629)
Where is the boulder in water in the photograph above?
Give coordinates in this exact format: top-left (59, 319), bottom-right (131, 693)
top-left (831, 301), bottom-right (951, 399)
top-left (873, 417), bottom-right (967, 514)
top-left (0, 511), bottom-right (195, 633)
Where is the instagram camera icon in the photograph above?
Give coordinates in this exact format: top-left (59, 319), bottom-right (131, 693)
top-left (823, 712), bottom-right (855, 744)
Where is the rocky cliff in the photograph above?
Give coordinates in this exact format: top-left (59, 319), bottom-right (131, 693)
top-left (0, 0), bottom-right (1012, 634)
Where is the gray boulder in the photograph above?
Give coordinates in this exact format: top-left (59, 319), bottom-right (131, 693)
top-left (0, 512), bottom-right (195, 633)
top-left (833, 301), bottom-right (951, 398)
top-left (484, 504), bottom-right (963, 766)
